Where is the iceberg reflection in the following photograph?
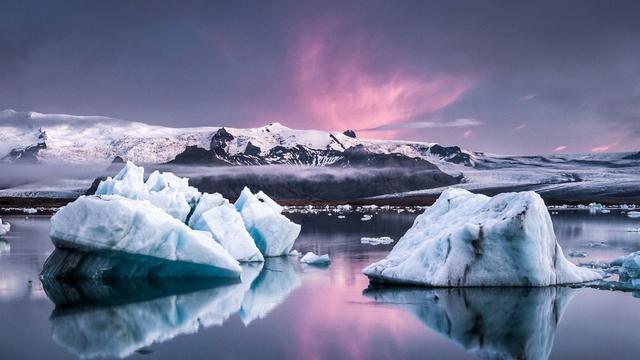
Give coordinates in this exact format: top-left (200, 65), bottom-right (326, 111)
top-left (43, 258), bottom-right (300, 359)
top-left (363, 287), bottom-right (577, 360)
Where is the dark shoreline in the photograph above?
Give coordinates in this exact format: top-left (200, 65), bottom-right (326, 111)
top-left (1, 192), bottom-right (638, 215)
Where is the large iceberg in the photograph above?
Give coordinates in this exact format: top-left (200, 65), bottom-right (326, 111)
top-left (363, 188), bottom-right (601, 286)
top-left (0, 217), bottom-right (9, 236)
top-left (45, 195), bottom-right (241, 278)
top-left (235, 187), bottom-right (301, 257)
top-left (189, 193), bottom-right (264, 262)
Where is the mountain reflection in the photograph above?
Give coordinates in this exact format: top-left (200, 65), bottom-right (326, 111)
top-left (363, 287), bottom-right (577, 360)
top-left (43, 258), bottom-right (300, 359)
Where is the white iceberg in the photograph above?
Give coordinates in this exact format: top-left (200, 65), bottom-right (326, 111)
top-left (363, 188), bottom-right (602, 287)
top-left (627, 211), bottom-right (640, 218)
top-left (361, 236), bottom-right (394, 245)
top-left (235, 187), bottom-right (301, 257)
top-left (189, 193), bottom-right (264, 262)
top-left (96, 162), bottom-right (200, 222)
top-left (46, 195), bottom-right (241, 278)
top-left (300, 252), bottom-right (331, 265)
top-left (0, 217), bottom-right (10, 236)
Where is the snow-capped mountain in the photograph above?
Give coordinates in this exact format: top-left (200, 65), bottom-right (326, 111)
top-left (0, 109), bottom-right (475, 168)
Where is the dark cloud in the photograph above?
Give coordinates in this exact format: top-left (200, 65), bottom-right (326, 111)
top-left (1, 0), bottom-right (639, 154)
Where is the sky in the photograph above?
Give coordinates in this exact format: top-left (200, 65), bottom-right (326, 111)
top-left (1, 0), bottom-right (639, 155)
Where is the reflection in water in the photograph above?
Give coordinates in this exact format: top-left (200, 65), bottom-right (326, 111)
top-left (364, 287), bottom-right (577, 360)
top-left (43, 258), bottom-right (300, 359)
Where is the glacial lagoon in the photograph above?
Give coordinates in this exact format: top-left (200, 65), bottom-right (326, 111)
top-left (1, 210), bottom-right (639, 359)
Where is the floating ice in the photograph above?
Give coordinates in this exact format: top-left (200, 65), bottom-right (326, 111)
top-left (568, 250), bottom-right (588, 258)
top-left (360, 236), bottom-right (394, 245)
top-left (627, 211), bottom-right (640, 218)
top-left (299, 252), bottom-right (331, 265)
top-left (0, 217), bottom-right (10, 236)
top-left (363, 188), bottom-right (602, 287)
top-left (289, 249), bottom-right (301, 257)
top-left (96, 162), bottom-right (200, 222)
top-left (611, 251), bottom-right (640, 280)
top-left (189, 193), bottom-right (264, 262)
top-left (360, 214), bottom-right (373, 221)
top-left (627, 228), bottom-right (640, 233)
top-left (235, 187), bottom-right (301, 257)
top-left (44, 195), bottom-right (241, 278)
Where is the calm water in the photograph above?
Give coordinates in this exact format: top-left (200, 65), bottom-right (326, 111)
top-left (1, 210), bottom-right (640, 359)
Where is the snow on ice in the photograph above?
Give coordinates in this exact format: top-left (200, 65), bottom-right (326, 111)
top-left (363, 188), bottom-right (602, 287)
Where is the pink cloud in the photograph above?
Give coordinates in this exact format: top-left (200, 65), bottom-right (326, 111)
top-left (553, 145), bottom-right (567, 152)
top-left (591, 145), bottom-right (611, 153)
top-left (463, 129), bottom-right (473, 139)
top-left (291, 20), bottom-right (473, 138)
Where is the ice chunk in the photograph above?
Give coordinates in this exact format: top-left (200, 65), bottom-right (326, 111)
top-left (44, 195), bottom-right (241, 278)
top-left (363, 188), bottom-right (602, 287)
top-left (0, 240), bottom-right (9, 254)
top-left (361, 236), bottom-right (394, 245)
top-left (289, 249), bottom-right (301, 257)
top-left (611, 251), bottom-right (640, 280)
top-left (95, 162), bottom-right (201, 222)
top-left (568, 250), bottom-right (588, 258)
top-left (360, 214), bottom-right (373, 221)
top-left (300, 252), bottom-right (331, 265)
top-left (189, 193), bottom-right (264, 262)
top-left (363, 287), bottom-right (576, 360)
top-left (235, 187), bottom-right (301, 257)
top-left (627, 211), bottom-right (640, 218)
top-left (0, 217), bottom-right (10, 236)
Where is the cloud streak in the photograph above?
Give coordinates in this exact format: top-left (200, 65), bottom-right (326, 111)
top-left (358, 118), bottom-right (482, 132)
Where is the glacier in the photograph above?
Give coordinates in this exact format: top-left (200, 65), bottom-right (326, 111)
top-left (235, 187), bottom-right (301, 257)
top-left (45, 195), bottom-right (241, 278)
top-left (363, 188), bottom-right (602, 287)
top-left (0, 217), bottom-right (10, 236)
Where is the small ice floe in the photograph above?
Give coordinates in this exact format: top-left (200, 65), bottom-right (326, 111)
top-left (360, 237), bottom-right (394, 246)
top-left (568, 250), bottom-right (588, 258)
top-left (360, 214), bottom-right (373, 221)
top-left (626, 228), bottom-right (640, 233)
top-left (627, 211), bottom-right (640, 218)
top-left (23, 208), bottom-right (38, 214)
top-left (299, 252), bottom-right (331, 266)
top-left (289, 249), bottom-right (301, 257)
top-left (601, 209), bottom-right (611, 214)
top-left (586, 241), bottom-right (606, 248)
top-left (337, 215), bottom-right (346, 219)
top-left (0, 217), bottom-right (10, 236)
top-left (363, 188), bottom-right (602, 287)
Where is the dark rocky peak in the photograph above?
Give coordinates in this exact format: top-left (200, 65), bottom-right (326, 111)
top-left (428, 144), bottom-right (473, 166)
top-left (210, 127), bottom-right (234, 148)
top-left (335, 145), bottom-right (438, 169)
top-left (343, 130), bottom-right (356, 138)
top-left (244, 141), bottom-right (261, 156)
top-left (112, 156), bottom-right (125, 164)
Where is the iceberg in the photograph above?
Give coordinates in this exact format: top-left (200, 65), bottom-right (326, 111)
top-left (627, 211), bottom-right (640, 218)
top-left (44, 195), bottom-right (241, 278)
top-left (235, 187), bottom-right (301, 257)
top-left (363, 188), bottom-right (601, 287)
top-left (189, 193), bottom-right (264, 262)
top-left (364, 287), bottom-right (576, 360)
top-left (299, 252), bottom-right (331, 265)
top-left (0, 217), bottom-right (9, 236)
top-left (96, 162), bottom-right (200, 222)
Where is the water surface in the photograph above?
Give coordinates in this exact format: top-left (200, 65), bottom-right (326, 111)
top-left (1, 210), bottom-right (639, 359)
